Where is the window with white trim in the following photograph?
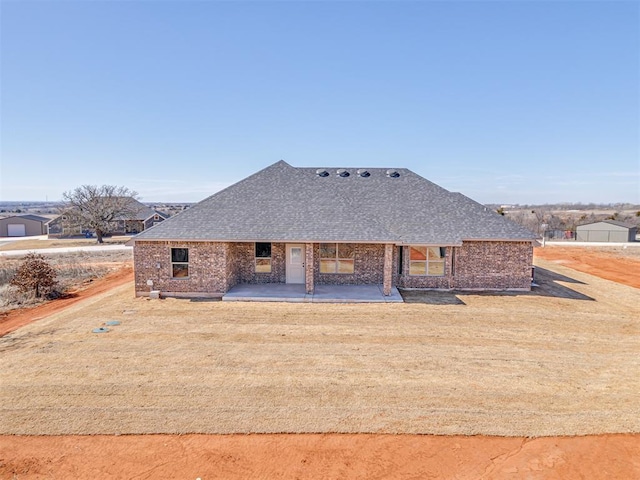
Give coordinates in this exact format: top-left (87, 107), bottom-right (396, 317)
top-left (255, 242), bottom-right (272, 273)
top-left (408, 246), bottom-right (445, 276)
top-left (171, 248), bottom-right (189, 278)
top-left (319, 243), bottom-right (355, 274)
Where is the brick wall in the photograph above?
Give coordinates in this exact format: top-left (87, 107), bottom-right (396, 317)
top-left (394, 242), bottom-right (532, 290)
top-left (452, 241), bottom-right (533, 290)
top-left (313, 243), bottom-right (387, 285)
top-left (228, 242), bottom-right (286, 284)
top-left (134, 240), bottom-right (533, 296)
top-left (305, 243), bottom-right (314, 294)
top-left (134, 241), bottom-right (230, 296)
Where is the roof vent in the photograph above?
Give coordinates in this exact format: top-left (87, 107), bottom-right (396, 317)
top-left (336, 169), bottom-right (350, 177)
top-left (357, 169), bottom-right (370, 177)
top-left (386, 169), bottom-right (400, 178)
top-left (316, 169), bottom-right (329, 177)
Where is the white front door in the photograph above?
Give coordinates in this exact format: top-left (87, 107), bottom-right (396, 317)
top-left (286, 244), bottom-right (305, 284)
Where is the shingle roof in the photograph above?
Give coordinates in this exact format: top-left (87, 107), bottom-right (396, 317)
top-left (2, 214), bottom-right (50, 223)
top-left (134, 160), bottom-right (537, 244)
top-left (577, 220), bottom-right (637, 229)
top-left (52, 198), bottom-right (165, 222)
top-left (115, 198), bottom-right (165, 221)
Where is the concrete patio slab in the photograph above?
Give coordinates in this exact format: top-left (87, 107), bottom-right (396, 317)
top-left (222, 284), bottom-right (403, 303)
top-left (311, 284), bottom-right (403, 303)
top-left (222, 284), bottom-right (310, 302)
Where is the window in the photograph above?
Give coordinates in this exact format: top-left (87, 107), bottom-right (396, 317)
top-left (408, 246), bottom-right (445, 276)
top-left (255, 242), bottom-right (272, 273)
top-left (171, 248), bottom-right (189, 278)
top-left (320, 243), bottom-right (355, 274)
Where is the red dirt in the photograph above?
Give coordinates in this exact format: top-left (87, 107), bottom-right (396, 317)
top-left (1, 251), bottom-right (639, 479)
top-left (0, 263), bottom-right (134, 337)
top-left (534, 246), bottom-right (640, 289)
top-left (1, 433), bottom-right (638, 479)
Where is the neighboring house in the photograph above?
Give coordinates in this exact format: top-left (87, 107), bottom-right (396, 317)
top-left (131, 161), bottom-right (537, 298)
top-left (576, 220), bottom-right (637, 243)
top-left (48, 198), bottom-right (168, 237)
top-left (0, 214), bottom-right (49, 237)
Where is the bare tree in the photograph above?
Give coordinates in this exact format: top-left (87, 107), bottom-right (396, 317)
top-left (62, 185), bottom-right (139, 243)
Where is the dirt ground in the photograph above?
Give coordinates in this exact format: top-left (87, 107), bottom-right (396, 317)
top-left (0, 263), bottom-right (134, 337)
top-left (534, 244), bottom-right (640, 289)
top-left (1, 245), bottom-right (639, 479)
top-left (2, 433), bottom-right (638, 479)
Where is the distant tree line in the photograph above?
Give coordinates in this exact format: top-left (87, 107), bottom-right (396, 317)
top-left (494, 205), bottom-right (640, 236)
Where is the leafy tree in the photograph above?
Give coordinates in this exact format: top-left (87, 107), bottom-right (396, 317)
top-left (61, 185), bottom-right (139, 243)
top-left (10, 253), bottom-right (57, 298)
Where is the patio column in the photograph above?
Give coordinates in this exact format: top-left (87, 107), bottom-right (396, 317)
top-left (305, 242), bottom-right (314, 294)
top-left (383, 243), bottom-right (393, 296)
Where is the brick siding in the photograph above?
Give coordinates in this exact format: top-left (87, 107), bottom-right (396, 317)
top-left (134, 240), bottom-right (533, 296)
top-left (394, 242), bottom-right (532, 290)
top-left (313, 243), bottom-right (387, 286)
top-left (227, 242), bottom-right (286, 284)
top-left (452, 241), bottom-right (533, 290)
top-left (134, 241), bottom-right (230, 296)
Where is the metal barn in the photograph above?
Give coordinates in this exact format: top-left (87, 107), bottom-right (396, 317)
top-left (0, 214), bottom-right (49, 237)
top-left (575, 220), bottom-right (637, 243)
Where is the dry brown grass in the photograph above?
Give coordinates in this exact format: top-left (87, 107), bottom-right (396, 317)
top-left (0, 258), bottom-right (638, 437)
top-left (0, 236), bottom-right (130, 251)
top-left (0, 250), bottom-right (132, 313)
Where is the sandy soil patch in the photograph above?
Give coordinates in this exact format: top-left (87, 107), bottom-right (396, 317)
top-left (535, 244), bottom-right (640, 288)
top-left (1, 433), bottom-right (638, 479)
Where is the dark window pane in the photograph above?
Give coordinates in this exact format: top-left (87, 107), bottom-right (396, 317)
top-left (319, 243), bottom-right (336, 258)
top-left (171, 248), bottom-right (189, 263)
top-left (255, 258), bottom-right (271, 273)
top-left (255, 242), bottom-right (271, 258)
top-left (172, 264), bottom-right (189, 278)
top-left (338, 243), bottom-right (355, 259)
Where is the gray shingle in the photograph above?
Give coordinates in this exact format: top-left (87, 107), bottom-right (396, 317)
top-left (6, 214), bottom-right (50, 223)
top-left (134, 160), bottom-right (537, 244)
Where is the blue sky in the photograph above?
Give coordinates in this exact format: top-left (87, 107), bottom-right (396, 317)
top-left (1, 0), bottom-right (638, 205)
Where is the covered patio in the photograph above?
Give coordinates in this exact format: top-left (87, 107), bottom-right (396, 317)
top-left (222, 283), bottom-right (404, 303)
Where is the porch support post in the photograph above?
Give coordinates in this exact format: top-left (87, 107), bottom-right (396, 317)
top-left (383, 243), bottom-right (393, 296)
top-left (305, 242), bottom-right (314, 294)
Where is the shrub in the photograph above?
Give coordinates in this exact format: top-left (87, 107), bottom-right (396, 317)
top-left (10, 252), bottom-right (57, 298)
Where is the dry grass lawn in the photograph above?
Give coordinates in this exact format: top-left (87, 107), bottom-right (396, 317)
top-left (0, 236), bottom-right (130, 251)
top-left (1, 258), bottom-right (638, 437)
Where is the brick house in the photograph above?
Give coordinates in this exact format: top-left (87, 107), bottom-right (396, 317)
top-left (48, 198), bottom-right (168, 237)
top-left (132, 161), bottom-right (537, 298)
